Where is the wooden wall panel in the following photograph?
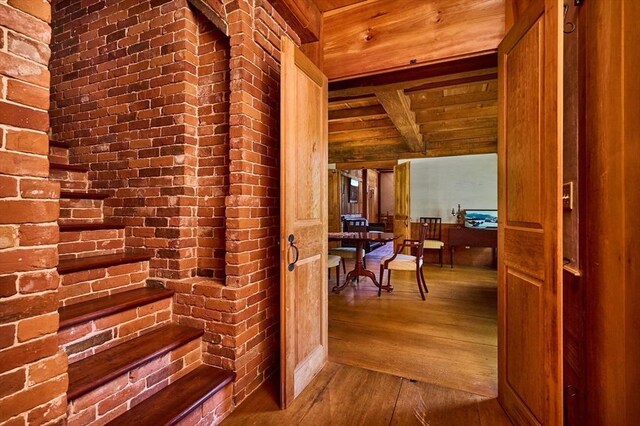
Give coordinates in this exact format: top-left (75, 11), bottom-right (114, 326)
top-left (323, 0), bottom-right (505, 81)
top-left (583, 1), bottom-right (640, 424)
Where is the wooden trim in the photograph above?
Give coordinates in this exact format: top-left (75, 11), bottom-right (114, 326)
top-left (329, 53), bottom-right (497, 93)
top-left (270, 0), bottom-right (321, 43)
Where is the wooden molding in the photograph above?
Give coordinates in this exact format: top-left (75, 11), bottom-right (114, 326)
top-left (270, 0), bottom-right (322, 43)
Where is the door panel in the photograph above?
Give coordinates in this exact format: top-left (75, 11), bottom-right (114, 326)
top-left (280, 37), bottom-right (328, 408)
top-left (393, 162), bottom-right (410, 251)
top-left (498, 0), bottom-right (562, 424)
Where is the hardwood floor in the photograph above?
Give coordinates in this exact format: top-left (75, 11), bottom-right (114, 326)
top-left (329, 244), bottom-right (498, 397)
top-left (223, 245), bottom-right (509, 425)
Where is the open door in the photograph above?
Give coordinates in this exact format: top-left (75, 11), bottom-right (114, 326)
top-left (393, 162), bottom-right (410, 251)
top-left (498, 0), bottom-right (562, 424)
top-left (280, 37), bottom-right (328, 408)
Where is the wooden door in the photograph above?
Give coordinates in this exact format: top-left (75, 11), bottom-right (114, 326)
top-left (280, 37), bottom-right (328, 408)
top-left (393, 162), bottom-right (410, 251)
top-left (497, 0), bottom-right (562, 424)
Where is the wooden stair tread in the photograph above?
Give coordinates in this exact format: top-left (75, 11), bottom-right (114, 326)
top-left (67, 324), bottom-right (204, 400)
top-left (50, 140), bottom-right (70, 148)
top-left (50, 162), bottom-right (89, 172)
top-left (59, 287), bottom-right (174, 330)
top-left (59, 223), bottom-right (125, 232)
top-left (58, 251), bottom-right (152, 274)
top-left (60, 190), bottom-right (110, 200)
top-left (106, 365), bottom-right (235, 426)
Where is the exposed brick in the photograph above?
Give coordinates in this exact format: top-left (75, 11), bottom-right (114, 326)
top-left (0, 151), bottom-right (49, 177)
top-left (0, 324), bottom-right (16, 350)
top-left (26, 395), bottom-right (66, 426)
top-left (0, 226), bottom-right (18, 249)
top-left (7, 79), bottom-right (50, 110)
top-left (7, 0), bottom-right (51, 24)
top-left (0, 101), bottom-right (49, 131)
top-left (17, 312), bottom-right (58, 342)
top-left (0, 375), bottom-right (67, 423)
top-left (0, 201), bottom-right (58, 224)
top-left (5, 130), bottom-right (49, 155)
top-left (0, 369), bottom-right (26, 399)
top-left (18, 224), bottom-right (59, 246)
top-left (0, 4), bottom-right (51, 44)
top-left (7, 31), bottom-right (51, 65)
top-left (0, 247), bottom-right (57, 274)
top-left (0, 51), bottom-right (50, 87)
top-left (27, 351), bottom-right (67, 386)
top-left (0, 176), bottom-right (19, 197)
top-left (0, 293), bottom-right (57, 323)
top-left (0, 335), bottom-right (58, 374)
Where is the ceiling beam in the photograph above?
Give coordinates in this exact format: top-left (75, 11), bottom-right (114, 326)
top-left (329, 68), bottom-right (497, 100)
top-left (328, 105), bottom-right (387, 121)
top-left (333, 160), bottom-right (399, 170)
top-left (374, 90), bottom-right (423, 152)
top-left (329, 118), bottom-right (396, 133)
top-left (329, 128), bottom-right (400, 143)
top-left (409, 90), bottom-right (498, 109)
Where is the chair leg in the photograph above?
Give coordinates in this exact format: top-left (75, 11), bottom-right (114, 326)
top-left (378, 265), bottom-right (384, 297)
top-left (342, 259), bottom-right (346, 274)
top-left (363, 256), bottom-right (367, 269)
top-left (420, 267), bottom-right (429, 293)
top-left (336, 264), bottom-right (340, 287)
top-left (439, 247), bottom-right (443, 268)
top-left (328, 268), bottom-right (331, 280)
top-left (416, 268), bottom-right (425, 300)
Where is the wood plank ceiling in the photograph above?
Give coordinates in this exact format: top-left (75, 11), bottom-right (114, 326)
top-left (328, 68), bottom-right (498, 163)
top-left (313, 0), bottom-right (368, 12)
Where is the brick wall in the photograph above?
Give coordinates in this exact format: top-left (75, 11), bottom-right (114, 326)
top-left (0, 1), bottom-right (68, 425)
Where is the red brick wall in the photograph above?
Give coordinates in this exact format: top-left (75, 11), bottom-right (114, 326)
top-left (196, 14), bottom-right (230, 280)
top-left (0, 1), bottom-right (68, 425)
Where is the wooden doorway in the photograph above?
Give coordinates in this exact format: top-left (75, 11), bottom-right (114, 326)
top-left (279, 37), bottom-right (329, 408)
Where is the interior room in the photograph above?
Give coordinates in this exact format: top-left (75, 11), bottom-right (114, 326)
top-left (0, 1), bottom-right (638, 426)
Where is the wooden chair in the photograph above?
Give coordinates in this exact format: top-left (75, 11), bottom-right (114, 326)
top-left (379, 223), bottom-right (429, 300)
top-left (328, 254), bottom-right (342, 286)
top-left (334, 219), bottom-right (368, 268)
top-left (419, 217), bottom-right (445, 267)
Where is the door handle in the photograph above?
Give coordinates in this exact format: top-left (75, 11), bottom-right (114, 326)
top-left (288, 234), bottom-right (300, 271)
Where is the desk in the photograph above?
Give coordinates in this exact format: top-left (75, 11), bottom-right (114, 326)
top-left (328, 232), bottom-right (398, 294)
top-left (449, 227), bottom-right (497, 268)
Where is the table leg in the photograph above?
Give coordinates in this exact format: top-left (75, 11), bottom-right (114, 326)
top-left (450, 246), bottom-right (455, 268)
top-left (332, 241), bottom-right (393, 294)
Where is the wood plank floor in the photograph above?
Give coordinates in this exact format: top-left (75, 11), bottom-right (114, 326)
top-left (223, 244), bottom-right (510, 425)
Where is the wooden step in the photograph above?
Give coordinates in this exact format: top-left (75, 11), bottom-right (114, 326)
top-left (50, 140), bottom-right (70, 148)
top-left (50, 162), bottom-right (89, 172)
top-left (59, 287), bottom-right (174, 330)
top-left (67, 324), bottom-right (204, 400)
top-left (59, 223), bottom-right (125, 232)
top-left (60, 190), bottom-right (110, 200)
top-left (58, 251), bottom-right (152, 274)
top-left (106, 365), bottom-right (235, 426)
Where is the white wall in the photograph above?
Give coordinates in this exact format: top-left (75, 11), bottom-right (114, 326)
top-left (409, 154), bottom-right (497, 223)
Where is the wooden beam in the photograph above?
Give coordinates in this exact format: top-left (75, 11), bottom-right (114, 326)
top-left (330, 68), bottom-right (497, 99)
top-left (329, 128), bottom-right (400, 143)
top-left (409, 90), bottom-right (498, 109)
top-left (329, 137), bottom-right (406, 149)
top-left (418, 104), bottom-right (498, 122)
top-left (322, 0), bottom-right (504, 80)
top-left (270, 0), bottom-right (321, 43)
top-left (374, 90), bottom-right (423, 152)
top-left (329, 118), bottom-right (395, 133)
top-left (425, 127), bottom-right (498, 142)
top-left (328, 105), bottom-right (387, 121)
top-left (333, 160), bottom-right (399, 170)
top-left (404, 73), bottom-right (498, 93)
top-left (420, 117), bottom-right (498, 132)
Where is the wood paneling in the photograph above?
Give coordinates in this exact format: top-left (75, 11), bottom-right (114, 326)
top-left (313, 0), bottom-right (367, 12)
top-left (280, 37), bottom-right (328, 407)
top-left (323, 0), bottom-right (505, 81)
top-left (582, 0), bottom-right (640, 424)
top-left (393, 162), bottom-right (410, 251)
top-left (497, 0), bottom-right (562, 424)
